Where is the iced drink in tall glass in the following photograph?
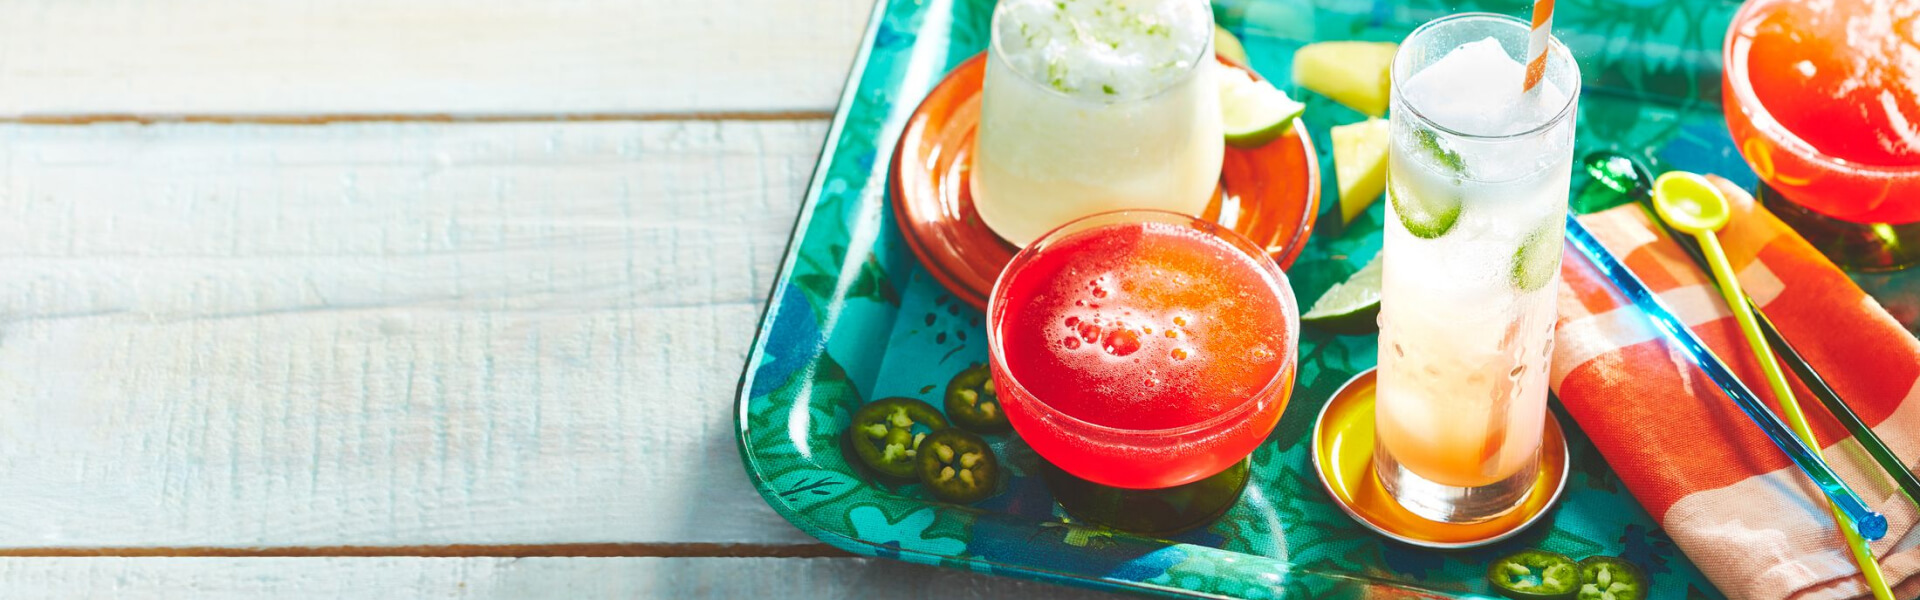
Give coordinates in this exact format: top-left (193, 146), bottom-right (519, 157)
top-left (973, 0), bottom-right (1222, 248)
top-left (1374, 14), bottom-right (1579, 523)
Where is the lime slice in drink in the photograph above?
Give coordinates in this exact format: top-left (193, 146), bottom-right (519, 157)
top-left (1303, 254), bottom-right (1383, 334)
top-left (1219, 68), bottom-right (1306, 149)
top-left (1511, 222), bottom-right (1564, 291)
top-left (1332, 118), bottom-right (1390, 225)
top-left (1387, 174), bottom-right (1462, 239)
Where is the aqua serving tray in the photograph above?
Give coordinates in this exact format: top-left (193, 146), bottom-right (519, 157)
top-left (737, 0), bottom-right (1757, 597)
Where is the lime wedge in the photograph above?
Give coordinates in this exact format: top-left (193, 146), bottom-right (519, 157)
top-left (1219, 68), bottom-right (1306, 149)
top-left (1387, 174), bottom-right (1462, 239)
top-left (1511, 222), bottom-right (1564, 291)
top-left (1303, 254), bottom-right (1383, 335)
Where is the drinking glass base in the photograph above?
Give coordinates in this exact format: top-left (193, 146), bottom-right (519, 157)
top-left (1037, 458), bottom-right (1249, 537)
top-left (1374, 445), bottom-right (1538, 525)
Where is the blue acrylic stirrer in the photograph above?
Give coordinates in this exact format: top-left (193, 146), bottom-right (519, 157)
top-left (1563, 214), bottom-right (1887, 541)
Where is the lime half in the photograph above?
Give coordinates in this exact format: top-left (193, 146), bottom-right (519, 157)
top-left (1219, 68), bottom-right (1306, 149)
top-left (1511, 222), bottom-right (1564, 292)
top-left (1303, 254), bottom-right (1383, 335)
top-left (1387, 175), bottom-right (1462, 239)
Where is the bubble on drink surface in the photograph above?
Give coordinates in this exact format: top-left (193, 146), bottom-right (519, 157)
top-left (1102, 327), bottom-right (1142, 356)
top-left (1250, 344), bottom-right (1273, 362)
top-left (992, 0), bottom-right (1211, 98)
top-left (1087, 277), bottom-right (1111, 298)
top-left (1077, 320), bottom-right (1104, 343)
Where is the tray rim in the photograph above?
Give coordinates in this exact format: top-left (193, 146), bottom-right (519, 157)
top-left (732, 0), bottom-right (1736, 598)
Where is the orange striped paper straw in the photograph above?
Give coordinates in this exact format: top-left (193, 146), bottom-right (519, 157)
top-left (1521, 0), bottom-right (1555, 92)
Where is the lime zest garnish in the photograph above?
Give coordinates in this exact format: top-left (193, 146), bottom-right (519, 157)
top-left (1047, 58), bottom-right (1071, 92)
top-left (1414, 128), bottom-right (1466, 174)
top-left (1102, 84), bottom-right (1116, 95)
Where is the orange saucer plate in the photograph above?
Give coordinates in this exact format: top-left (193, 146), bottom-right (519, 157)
top-left (1312, 368), bottom-right (1569, 549)
top-left (889, 53), bottom-right (1320, 310)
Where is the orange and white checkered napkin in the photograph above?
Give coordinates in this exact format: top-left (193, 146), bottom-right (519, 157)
top-left (1551, 177), bottom-right (1920, 600)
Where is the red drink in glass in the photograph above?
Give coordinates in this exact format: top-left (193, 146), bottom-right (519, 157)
top-left (1723, 0), bottom-right (1920, 269)
top-left (1724, 0), bottom-right (1920, 222)
top-left (987, 210), bottom-right (1297, 490)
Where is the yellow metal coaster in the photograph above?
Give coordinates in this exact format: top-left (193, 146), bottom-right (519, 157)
top-left (1311, 368), bottom-right (1569, 549)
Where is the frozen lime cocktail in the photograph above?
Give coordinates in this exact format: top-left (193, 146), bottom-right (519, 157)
top-left (1375, 14), bottom-right (1579, 523)
top-left (972, 0), bottom-right (1223, 247)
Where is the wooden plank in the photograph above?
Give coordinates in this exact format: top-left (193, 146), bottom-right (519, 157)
top-left (0, 557), bottom-right (1124, 599)
top-left (0, 0), bottom-right (870, 119)
top-left (0, 120), bottom-right (828, 548)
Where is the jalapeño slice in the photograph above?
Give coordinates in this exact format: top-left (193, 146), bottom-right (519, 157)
top-left (1575, 556), bottom-right (1647, 600)
top-left (1488, 550), bottom-right (1580, 600)
top-left (845, 397), bottom-right (948, 479)
top-left (915, 428), bottom-right (1000, 504)
top-left (944, 364), bottom-right (1010, 433)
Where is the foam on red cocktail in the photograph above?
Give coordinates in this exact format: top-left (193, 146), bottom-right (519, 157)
top-left (990, 218), bottom-right (1295, 489)
top-left (1743, 0), bottom-right (1919, 167)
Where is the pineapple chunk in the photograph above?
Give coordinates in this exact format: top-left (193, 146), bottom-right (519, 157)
top-left (1332, 118), bottom-right (1390, 224)
top-left (1292, 41), bottom-right (1397, 117)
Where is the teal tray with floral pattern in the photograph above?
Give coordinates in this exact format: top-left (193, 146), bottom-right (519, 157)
top-left (737, 0), bottom-right (1755, 597)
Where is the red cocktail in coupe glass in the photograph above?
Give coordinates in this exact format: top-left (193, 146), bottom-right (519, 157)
top-left (1723, 0), bottom-right (1920, 269)
top-left (986, 210), bottom-right (1298, 532)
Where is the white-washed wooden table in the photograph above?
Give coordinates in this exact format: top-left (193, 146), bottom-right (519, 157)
top-left (0, 0), bottom-right (1119, 596)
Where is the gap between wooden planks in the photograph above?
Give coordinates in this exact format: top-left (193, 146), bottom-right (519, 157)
top-left (0, 120), bottom-right (833, 552)
top-left (0, 117), bottom-right (836, 557)
top-left (0, 543), bottom-right (845, 558)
